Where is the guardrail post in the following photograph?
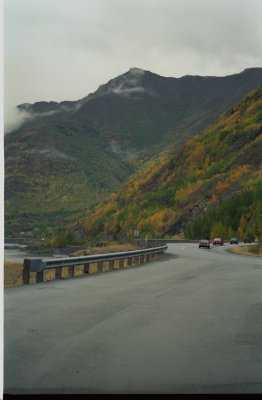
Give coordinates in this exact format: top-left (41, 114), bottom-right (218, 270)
top-left (140, 255), bottom-right (145, 264)
top-left (55, 267), bottom-right (62, 279)
top-left (109, 260), bottom-right (114, 271)
top-left (36, 271), bottom-right (44, 283)
top-left (22, 259), bottom-right (31, 284)
top-left (84, 264), bottom-right (89, 274)
top-left (68, 265), bottom-right (75, 277)
top-left (119, 259), bottom-right (124, 269)
top-left (127, 257), bottom-right (132, 267)
top-left (146, 254), bottom-right (150, 262)
top-left (97, 262), bottom-right (103, 272)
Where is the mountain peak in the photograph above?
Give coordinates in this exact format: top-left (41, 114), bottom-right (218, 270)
top-left (93, 67), bottom-right (147, 99)
top-left (127, 67), bottom-right (145, 76)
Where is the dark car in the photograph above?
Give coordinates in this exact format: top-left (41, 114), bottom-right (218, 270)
top-left (230, 238), bottom-right (238, 244)
top-left (244, 237), bottom-right (252, 243)
top-left (199, 239), bottom-right (210, 249)
top-left (213, 238), bottom-right (224, 245)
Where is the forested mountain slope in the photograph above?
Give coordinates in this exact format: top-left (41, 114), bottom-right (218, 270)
top-left (82, 87), bottom-right (262, 241)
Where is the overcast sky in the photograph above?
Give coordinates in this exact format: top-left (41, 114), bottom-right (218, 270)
top-left (4, 0), bottom-right (262, 114)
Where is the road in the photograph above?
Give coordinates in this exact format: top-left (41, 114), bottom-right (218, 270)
top-left (4, 243), bottom-right (262, 394)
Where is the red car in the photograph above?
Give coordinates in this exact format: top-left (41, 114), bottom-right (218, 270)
top-left (199, 239), bottom-right (211, 249)
top-left (213, 238), bottom-right (224, 245)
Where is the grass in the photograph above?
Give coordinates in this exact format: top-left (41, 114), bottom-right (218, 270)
top-left (4, 260), bottom-right (23, 288)
top-left (70, 242), bottom-right (140, 256)
top-left (230, 244), bottom-right (262, 257)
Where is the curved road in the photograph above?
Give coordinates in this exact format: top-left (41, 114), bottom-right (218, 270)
top-left (4, 243), bottom-right (262, 394)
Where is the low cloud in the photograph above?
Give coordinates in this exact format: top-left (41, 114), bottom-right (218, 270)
top-left (4, 107), bottom-right (61, 134)
top-left (4, 103), bottom-right (83, 134)
top-left (112, 85), bottom-right (146, 97)
top-left (4, 107), bottom-right (33, 134)
top-left (38, 148), bottom-right (75, 161)
top-left (110, 142), bottom-right (135, 162)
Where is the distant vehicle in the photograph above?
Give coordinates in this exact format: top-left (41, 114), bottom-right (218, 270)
top-left (230, 238), bottom-right (238, 244)
top-left (244, 237), bottom-right (252, 243)
top-left (199, 239), bottom-right (210, 249)
top-left (213, 238), bottom-right (224, 245)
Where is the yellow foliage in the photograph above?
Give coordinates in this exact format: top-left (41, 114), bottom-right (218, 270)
top-left (176, 180), bottom-right (206, 204)
top-left (61, 195), bottom-right (72, 203)
top-left (138, 208), bottom-right (177, 236)
top-left (237, 214), bottom-right (249, 238)
top-left (226, 165), bottom-right (251, 182)
top-left (99, 201), bottom-right (117, 215)
top-left (187, 141), bottom-right (205, 164)
top-left (210, 195), bottom-right (218, 204)
top-left (210, 222), bottom-right (227, 239)
top-left (215, 181), bottom-right (228, 192)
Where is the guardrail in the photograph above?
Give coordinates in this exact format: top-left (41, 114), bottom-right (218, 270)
top-left (22, 242), bottom-right (168, 284)
top-left (149, 239), bottom-right (199, 243)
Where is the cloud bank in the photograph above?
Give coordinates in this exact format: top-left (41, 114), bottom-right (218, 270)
top-left (4, 0), bottom-right (262, 119)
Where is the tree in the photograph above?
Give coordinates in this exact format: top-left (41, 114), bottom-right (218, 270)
top-left (247, 202), bottom-right (262, 242)
top-left (210, 221), bottom-right (227, 239)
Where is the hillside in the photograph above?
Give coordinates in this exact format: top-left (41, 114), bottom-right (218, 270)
top-left (81, 87), bottom-right (262, 241)
top-left (4, 119), bottom-right (133, 237)
top-left (5, 67), bottom-right (262, 237)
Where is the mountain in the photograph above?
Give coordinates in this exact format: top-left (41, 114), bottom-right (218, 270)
top-left (17, 67), bottom-right (262, 155)
top-left (75, 67), bottom-right (262, 155)
top-left (81, 87), bottom-right (262, 241)
top-left (5, 67), bottom-right (262, 237)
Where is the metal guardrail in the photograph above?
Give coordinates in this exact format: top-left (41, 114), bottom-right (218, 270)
top-left (22, 242), bottom-right (168, 284)
top-left (148, 239), bottom-right (199, 243)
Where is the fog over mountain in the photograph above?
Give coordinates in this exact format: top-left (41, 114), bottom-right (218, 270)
top-left (6, 66), bottom-right (262, 136)
top-left (5, 0), bottom-right (262, 117)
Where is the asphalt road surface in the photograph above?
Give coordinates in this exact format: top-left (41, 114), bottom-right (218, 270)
top-left (4, 243), bottom-right (262, 394)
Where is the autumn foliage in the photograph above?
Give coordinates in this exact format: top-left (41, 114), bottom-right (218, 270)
top-left (82, 87), bottom-right (262, 241)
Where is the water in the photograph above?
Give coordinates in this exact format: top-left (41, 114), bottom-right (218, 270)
top-left (4, 247), bottom-right (54, 263)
